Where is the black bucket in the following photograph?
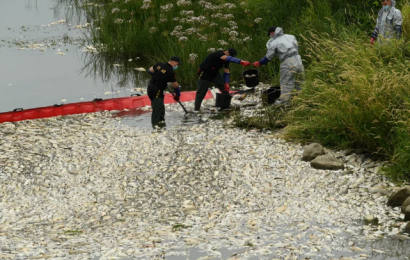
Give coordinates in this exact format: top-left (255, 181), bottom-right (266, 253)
top-left (215, 93), bottom-right (232, 109)
top-left (266, 86), bottom-right (281, 104)
top-left (242, 69), bottom-right (259, 88)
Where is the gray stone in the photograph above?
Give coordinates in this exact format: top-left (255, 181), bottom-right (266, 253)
top-left (370, 187), bottom-right (389, 196)
top-left (387, 186), bottom-right (410, 208)
top-left (402, 197), bottom-right (410, 214)
top-left (310, 155), bottom-right (345, 170)
top-left (405, 205), bottom-right (410, 222)
top-left (302, 143), bottom-right (325, 162)
top-left (405, 222), bottom-right (410, 234)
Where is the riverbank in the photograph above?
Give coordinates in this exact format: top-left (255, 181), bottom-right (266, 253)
top-left (1, 113), bottom-right (409, 259)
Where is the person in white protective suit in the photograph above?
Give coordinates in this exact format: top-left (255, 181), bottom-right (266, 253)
top-left (252, 27), bottom-right (304, 106)
top-left (371, 0), bottom-right (403, 45)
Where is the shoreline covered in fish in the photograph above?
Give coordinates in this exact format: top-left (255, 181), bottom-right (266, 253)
top-left (0, 112), bottom-right (409, 260)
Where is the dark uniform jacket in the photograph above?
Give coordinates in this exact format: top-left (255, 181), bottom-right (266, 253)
top-left (198, 50), bottom-right (230, 81)
top-left (148, 62), bottom-right (177, 100)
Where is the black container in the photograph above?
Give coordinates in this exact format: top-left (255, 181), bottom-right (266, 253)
top-left (266, 86), bottom-right (281, 104)
top-left (215, 93), bottom-right (232, 109)
top-left (242, 69), bottom-right (259, 88)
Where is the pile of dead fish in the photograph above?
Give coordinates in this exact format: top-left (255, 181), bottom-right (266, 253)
top-left (0, 112), bottom-right (409, 260)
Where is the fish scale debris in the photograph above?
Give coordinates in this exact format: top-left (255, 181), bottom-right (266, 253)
top-left (0, 112), bottom-right (409, 259)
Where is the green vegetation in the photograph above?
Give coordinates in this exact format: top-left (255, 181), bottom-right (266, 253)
top-left (63, 0), bottom-right (410, 180)
top-left (66, 0), bottom-right (381, 87)
top-left (287, 34), bottom-right (410, 181)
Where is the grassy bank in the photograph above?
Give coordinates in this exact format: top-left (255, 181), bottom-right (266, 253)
top-left (286, 33), bottom-right (410, 181)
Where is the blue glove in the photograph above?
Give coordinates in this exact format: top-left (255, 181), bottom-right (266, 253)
top-left (147, 69), bottom-right (153, 76)
top-left (174, 86), bottom-right (181, 97)
top-left (223, 73), bottom-right (230, 84)
top-left (395, 25), bottom-right (402, 39)
top-left (225, 56), bottom-right (242, 64)
top-left (371, 27), bottom-right (379, 40)
top-left (173, 86), bottom-right (181, 101)
top-left (259, 56), bottom-right (270, 65)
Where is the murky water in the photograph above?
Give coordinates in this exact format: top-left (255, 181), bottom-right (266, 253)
top-left (0, 0), bottom-right (191, 129)
top-left (1, 1), bottom-right (410, 259)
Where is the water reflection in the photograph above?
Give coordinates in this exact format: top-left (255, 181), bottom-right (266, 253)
top-left (80, 51), bottom-right (151, 90)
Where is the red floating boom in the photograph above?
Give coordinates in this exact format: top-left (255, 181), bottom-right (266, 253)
top-left (0, 90), bottom-right (214, 124)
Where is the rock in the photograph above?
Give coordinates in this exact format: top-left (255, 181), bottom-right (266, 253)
top-left (302, 143), bottom-right (325, 162)
top-left (370, 187), bottom-right (389, 195)
top-left (402, 197), bottom-right (410, 214)
top-left (405, 222), bottom-right (410, 234)
top-left (387, 186), bottom-right (410, 208)
top-left (405, 205), bottom-right (410, 222)
top-left (310, 155), bottom-right (345, 170)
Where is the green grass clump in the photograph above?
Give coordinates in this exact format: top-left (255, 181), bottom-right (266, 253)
top-left (286, 32), bottom-right (410, 181)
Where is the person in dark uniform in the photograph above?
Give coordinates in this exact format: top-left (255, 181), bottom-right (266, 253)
top-left (147, 56), bottom-right (182, 128)
top-left (195, 48), bottom-right (251, 112)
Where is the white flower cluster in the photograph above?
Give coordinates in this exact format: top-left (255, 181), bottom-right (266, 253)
top-left (125, 0), bottom-right (131, 3)
top-left (197, 33), bottom-right (208, 42)
top-left (185, 27), bottom-right (199, 35)
top-left (114, 18), bottom-right (123, 24)
top-left (243, 37), bottom-right (252, 42)
top-left (177, 0), bottom-right (192, 7)
top-left (210, 23), bottom-right (218, 27)
top-left (229, 31), bottom-right (239, 37)
top-left (198, 0), bottom-right (235, 10)
top-left (173, 17), bottom-right (180, 21)
top-left (217, 40), bottom-right (228, 46)
top-left (160, 18), bottom-right (167, 23)
top-left (223, 3), bottom-right (236, 9)
top-left (149, 27), bottom-right (157, 33)
top-left (141, 0), bottom-right (151, 9)
top-left (254, 18), bottom-right (263, 24)
top-left (221, 14), bottom-right (234, 20)
top-left (221, 27), bottom-right (230, 34)
top-left (228, 21), bottom-right (237, 27)
top-left (179, 36), bottom-right (188, 42)
top-left (207, 48), bottom-right (215, 52)
top-left (240, 2), bottom-right (247, 7)
top-left (211, 13), bottom-right (222, 18)
top-left (112, 8), bottom-right (119, 13)
top-left (186, 16), bottom-right (207, 24)
top-left (112, 0), bottom-right (119, 2)
top-left (160, 4), bottom-right (174, 11)
top-left (180, 10), bottom-right (194, 16)
top-left (189, 53), bottom-right (198, 63)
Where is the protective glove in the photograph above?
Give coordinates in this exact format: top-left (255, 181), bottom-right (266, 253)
top-left (173, 86), bottom-right (181, 101)
top-left (224, 83), bottom-right (230, 93)
top-left (240, 61), bottom-right (251, 67)
top-left (370, 38), bottom-right (376, 46)
top-left (253, 61), bottom-right (261, 68)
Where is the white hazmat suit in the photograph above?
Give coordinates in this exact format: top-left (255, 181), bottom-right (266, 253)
top-left (265, 27), bottom-right (304, 103)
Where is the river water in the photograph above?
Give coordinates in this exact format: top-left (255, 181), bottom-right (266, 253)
top-left (0, 0), bottom-right (197, 129)
top-left (1, 1), bottom-right (410, 260)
